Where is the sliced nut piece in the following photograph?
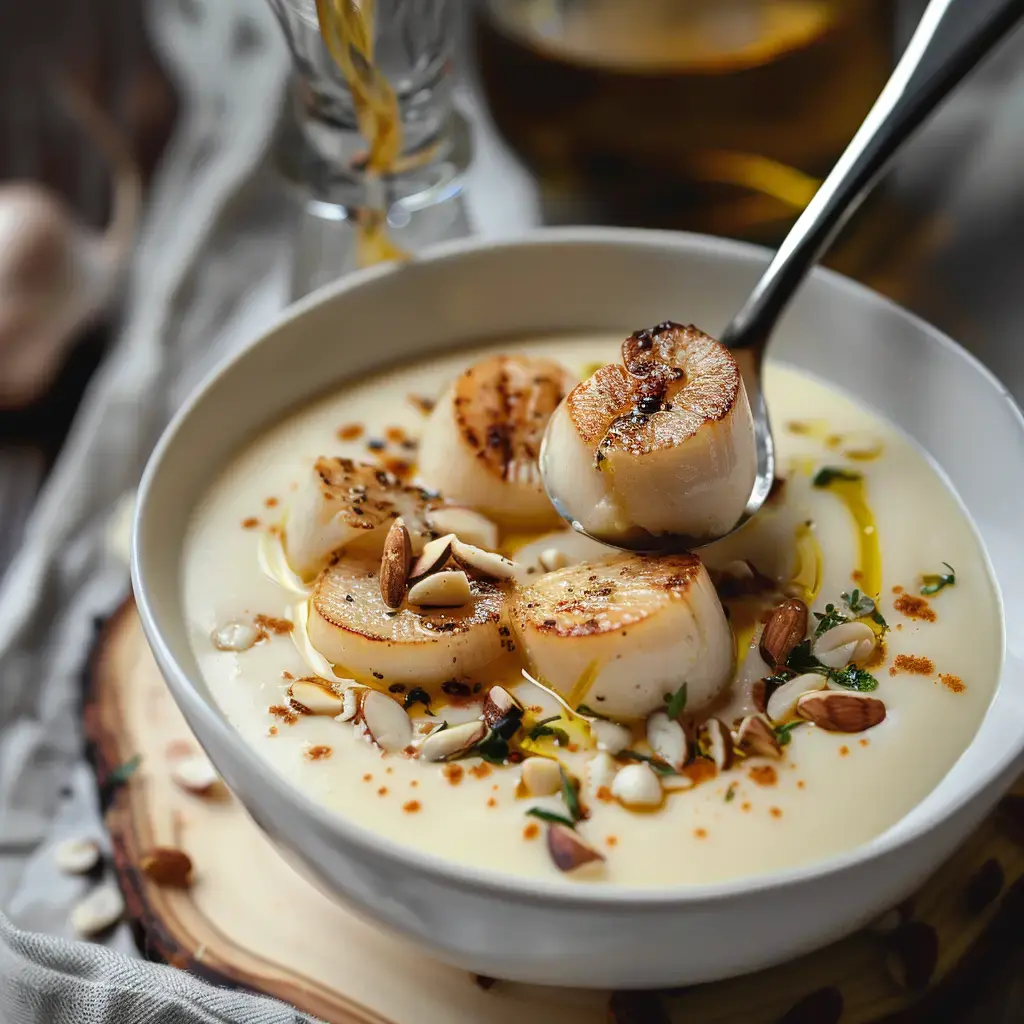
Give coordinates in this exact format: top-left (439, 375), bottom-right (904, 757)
top-left (70, 883), bottom-right (124, 937)
top-left (426, 507), bottom-right (499, 551)
top-left (520, 757), bottom-right (562, 796)
top-left (357, 690), bottom-right (414, 752)
top-left (586, 751), bottom-right (618, 793)
top-left (611, 763), bottom-right (663, 807)
top-left (211, 621), bottom-right (259, 652)
top-left (140, 847), bottom-right (194, 888)
top-left (451, 539), bottom-right (519, 580)
top-left (419, 719), bottom-right (487, 762)
top-left (539, 547), bottom-right (570, 572)
top-left (408, 533), bottom-right (456, 583)
top-left (590, 718), bottom-right (632, 755)
top-left (379, 517), bottom-right (413, 609)
top-left (796, 690), bottom-right (886, 733)
top-left (407, 569), bottom-right (472, 608)
top-left (334, 685), bottom-right (364, 723)
top-left (546, 824), bottom-right (605, 873)
top-left (54, 837), bottom-right (101, 875)
top-left (482, 685), bottom-right (523, 728)
top-left (702, 718), bottom-right (734, 770)
top-left (813, 621), bottom-right (876, 669)
top-left (759, 598), bottom-right (809, 669)
top-left (735, 715), bottom-right (782, 759)
top-left (170, 754), bottom-right (220, 796)
top-left (766, 672), bottom-right (827, 723)
top-left (646, 711), bottom-right (687, 771)
top-left (289, 678), bottom-right (343, 715)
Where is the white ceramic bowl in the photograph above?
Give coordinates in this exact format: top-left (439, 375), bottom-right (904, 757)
top-left (132, 229), bottom-right (1024, 989)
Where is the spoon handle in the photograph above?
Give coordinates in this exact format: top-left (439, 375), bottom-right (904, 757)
top-left (721, 0), bottom-right (1024, 352)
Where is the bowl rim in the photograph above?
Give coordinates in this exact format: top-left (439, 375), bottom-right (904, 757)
top-left (132, 225), bottom-right (1024, 908)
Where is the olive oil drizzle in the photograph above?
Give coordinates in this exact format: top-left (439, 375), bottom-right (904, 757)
top-left (816, 474), bottom-right (882, 600)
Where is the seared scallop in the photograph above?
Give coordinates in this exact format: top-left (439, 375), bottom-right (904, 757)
top-left (285, 458), bottom-right (440, 580)
top-left (510, 551), bottom-right (733, 721)
top-left (306, 554), bottom-right (506, 686)
top-left (417, 354), bottom-right (577, 527)
top-left (540, 322), bottom-right (756, 546)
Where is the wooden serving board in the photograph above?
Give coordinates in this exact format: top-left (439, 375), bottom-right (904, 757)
top-left (84, 600), bottom-right (1024, 1024)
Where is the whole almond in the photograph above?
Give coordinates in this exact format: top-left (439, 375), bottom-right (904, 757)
top-left (379, 517), bottom-right (412, 609)
top-left (796, 690), bottom-right (886, 733)
top-left (759, 598), bottom-right (809, 669)
top-left (546, 824), bottom-right (605, 873)
top-left (140, 847), bottom-right (193, 888)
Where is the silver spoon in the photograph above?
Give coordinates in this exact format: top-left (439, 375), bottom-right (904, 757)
top-left (544, 0), bottom-right (1024, 553)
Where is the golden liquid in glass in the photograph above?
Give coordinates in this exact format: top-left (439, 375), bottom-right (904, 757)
top-left (315, 0), bottom-right (408, 266)
top-left (474, 0), bottom-right (895, 243)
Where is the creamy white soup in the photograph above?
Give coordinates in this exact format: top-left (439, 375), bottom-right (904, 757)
top-left (182, 334), bottom-right (1001, 886)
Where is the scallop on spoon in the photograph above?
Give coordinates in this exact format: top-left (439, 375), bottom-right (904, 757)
top-left (540, 0), bottom-right (1024, 553)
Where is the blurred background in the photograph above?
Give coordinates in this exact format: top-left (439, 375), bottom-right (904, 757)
top-left (2, 1), bottom-right (1023, 518)
top-left (2, 2), bottom-right (1024, 1014)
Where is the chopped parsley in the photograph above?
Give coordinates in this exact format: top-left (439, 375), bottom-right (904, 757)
top-left (921, 562), bottom-right (956, 596)
top-left (813, 603), bottom-right (848, 636)
top-left (577, 703), bottom-right (610, 721)
top-left (813, 467), bottom-right (862, 487)
top-left (560, 767), bottom-right (583, 823)
top-left (665, 682), bottom-right (688, 720)
top-left (474, 729), bottom-right (510, 765)
top-left (785, 639), bottom-right (819, 675)
top-left (774, 721), bottom-right (806, 746)
top-left (618, 750), bottom-right (679, 777)
top-left (826, 665), bottom-right (879, 692)
top-left (724, 783), bottom-right (737, 803)
top-left (841, 589), bottom-right (888, 631)
top-left (525, 807), bottom-right (576, 829)
top-left (528, 719), bottom-right (570, 746)
top-left (786, 637), bottom-right (879, 691)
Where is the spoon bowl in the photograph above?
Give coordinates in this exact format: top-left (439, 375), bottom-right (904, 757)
top-left (541, 0), bottom-right (1024, 552)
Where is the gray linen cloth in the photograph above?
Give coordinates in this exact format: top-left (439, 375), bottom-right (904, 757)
top-left (0, 0), bottom-right (535, 1017)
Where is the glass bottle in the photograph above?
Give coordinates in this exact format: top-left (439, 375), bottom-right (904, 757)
top-left (268, 0), bottom-right (473, 297)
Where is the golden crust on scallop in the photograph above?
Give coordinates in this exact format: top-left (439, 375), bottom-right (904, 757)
top-left (565, 323), bottom-right (741, 454)
top-left (309, 457), bottom-right (440, 535)
top-left (312, 555), bottom-right (503, 644)
top-left (510, 552), bottom-right (703, 638)
top-left (451, 355), bottom-right (573, 482)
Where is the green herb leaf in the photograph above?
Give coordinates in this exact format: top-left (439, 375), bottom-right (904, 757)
top-left (724, 783), bottom-right (737, 803)
top-left (576, 703), bottom-right (610, 721)
top-left (532, 715), bottom-right (561, 728)
top-left (109, 754), bottom-right (142, 785)
top-left (559, 766), bottom-right (583, 822)
top-left (474, 729), bottom-right (510, 765)
top-left (525, 807), bottom-right (577, 828)
top-left (921, 562), bottom-right (956, 596)
top-left (841, 589), bottom-right (876, 617)
top-left (403, 687), bottom-right (431, 711)
top-left (786, 639), bottom-right (821, 675)
top-left (826, 665), bottom-right (879, 692)
top-left (774, 721), bottom-right (806, 746)
top-left (529, 724), bottom-right (570, 746)
top-left (665, 682), bottom-right (688, 720)
top-left (618, 750), bottom-right (679, 777)
top-left (813, 467), bottom-right (862, 488)
top-left (813, 603), bottom-right (847, 636)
